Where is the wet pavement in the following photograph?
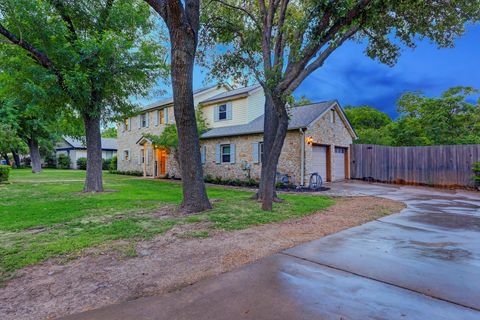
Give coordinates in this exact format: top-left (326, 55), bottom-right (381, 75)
top-left (63, 182), bottom-right (480, 320)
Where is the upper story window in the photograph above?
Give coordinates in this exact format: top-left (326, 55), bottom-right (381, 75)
top-left (330, 109), bottom-right (336, 123)
top-left (214, 103), bottom-right (232, 122)
top-left (140, 113), bottom-right (148, 128)
top-left (124, 118), bottom-right (129, 131)
top-left (219, 104), bottom-right (227, 120)
top-left (123, 150), bottom-right (130, 161)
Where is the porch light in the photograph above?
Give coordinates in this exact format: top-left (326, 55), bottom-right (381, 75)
top-left (306, 136), bottom-right (313, 145)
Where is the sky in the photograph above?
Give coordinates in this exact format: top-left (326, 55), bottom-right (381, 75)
top-left (158, 24), bottom-right (480, 119)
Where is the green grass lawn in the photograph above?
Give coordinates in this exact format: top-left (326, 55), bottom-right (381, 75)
top-left (0, 169), bottom-right (334, 281)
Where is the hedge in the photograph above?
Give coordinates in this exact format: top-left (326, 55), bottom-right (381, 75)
top-left (109, 156), bottom-right (117, 172)
top-left (0, 165), bottom-right (11, 183)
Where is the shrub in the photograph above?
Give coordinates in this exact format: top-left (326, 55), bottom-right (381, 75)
top-left (0, 165), bottom-right (11, 183)
top-left (473, 162), bottom-right (480, 187)
top-left (102, 158), bottom-right (111, 170)
top-left (109, 170), bottom-right (143, 176)
top-left (203, 175), bottom-right (259, 187)
top-left (57, 154), bottom-right (71, 169)
top-left (109, 156), bottom-right (118, 172)
top-left (76, 157), bottom-right (87, 170)
top-left (44, 154), bottom-right (57, 168)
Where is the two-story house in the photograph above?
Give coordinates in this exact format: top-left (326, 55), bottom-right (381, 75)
top-left (117, 84), bottom-right (357, 186)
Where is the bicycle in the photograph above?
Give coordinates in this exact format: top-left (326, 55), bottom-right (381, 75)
top-left (308, 172), bottom-right (323, 190)
top-left (276, 172), bottom-right (291, 185)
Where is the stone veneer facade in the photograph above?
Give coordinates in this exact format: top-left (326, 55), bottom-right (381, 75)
top-left (201, 131), bottom-right (303, 184)
top-left (200, 106), bottom-right (354, 186)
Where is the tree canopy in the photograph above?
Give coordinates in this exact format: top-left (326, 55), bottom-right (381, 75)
top-left (346, 87), bottom-right (480, 146)
top-left (0, 0), bottom-right (168, 186)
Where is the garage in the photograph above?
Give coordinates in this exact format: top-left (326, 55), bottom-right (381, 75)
top-left (334, 147), bottom-right (347, 181)
top-left (312, 145), bottom-right (328, 183)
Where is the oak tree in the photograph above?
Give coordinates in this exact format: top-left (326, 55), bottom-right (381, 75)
top-left (0, 0), bottom-right (168, 190)
top-left (201, 0), bottom-right (480, 210)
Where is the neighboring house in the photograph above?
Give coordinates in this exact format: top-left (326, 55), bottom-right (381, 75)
top-left (117, 84), bottom-right (357, 186)
top-left (55, 137), bottom-right (118, 169)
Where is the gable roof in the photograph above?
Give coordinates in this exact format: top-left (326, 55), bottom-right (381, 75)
top-left (141, 84), bottom-right (224, 111)
top-left (199, 84), bottom-right (262, 105)
top-left (201, 101), bottom-right (339, 139)
top-left (63, 137), bottom-right (118, 150)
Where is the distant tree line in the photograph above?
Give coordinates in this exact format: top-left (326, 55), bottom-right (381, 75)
top-left (345, 87), bottom-right (480, 146)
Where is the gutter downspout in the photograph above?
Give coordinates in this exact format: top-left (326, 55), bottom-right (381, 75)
top-left (300, 128), bottom-right (305, 186)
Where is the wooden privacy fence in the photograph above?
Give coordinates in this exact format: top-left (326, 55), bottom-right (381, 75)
top-left (350, 144), bottom-right (480, 188)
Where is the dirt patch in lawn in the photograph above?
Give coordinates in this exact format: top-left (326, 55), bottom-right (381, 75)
top-left (0, 196), bottom-right (404, 320)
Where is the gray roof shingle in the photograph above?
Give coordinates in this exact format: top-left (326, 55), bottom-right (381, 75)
top-left (64, 137), bottom-right (118, 150)
top-left (141, 84), bottom-right (221, 111)
top-left (199, 84), bottom-right (262, 105)
top-left (201, 101), bottom-right (336, 139)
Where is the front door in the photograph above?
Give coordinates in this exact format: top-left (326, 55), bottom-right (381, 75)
top-left (156, 149), bottom-right (167, 176)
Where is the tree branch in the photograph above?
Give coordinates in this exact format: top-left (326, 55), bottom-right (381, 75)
top-left (48, 0), bottom-right (77, 42)
top-left (211, 0), bottom-right (262, 32)
top-left (0, 22), bottom-right (67, 92)
top-left (284, 24), bottom-right (360, 93)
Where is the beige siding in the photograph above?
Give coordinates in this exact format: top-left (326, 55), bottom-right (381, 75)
top-left (202, 97), bottom-right (249, 128)
top-left (246, 87), bottom-right (265, 121)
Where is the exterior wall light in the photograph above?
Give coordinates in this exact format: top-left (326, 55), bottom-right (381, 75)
top-left (306, 136), bottom-right (314, 145)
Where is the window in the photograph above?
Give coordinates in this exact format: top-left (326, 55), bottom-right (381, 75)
top-left (105, 151), bottom-right (114, 159)
top-left (259, 142), bottom-right (264, 163)
top-left (218, 104), bottom-right (227, 120)
top-left (124, 150), bottom-right (130, 161)
top-left (141, 114), bottom-right (147, 127)
top-left (140, 149), bottom-right (145, 163)
top-left (124, 118), bottom-right (129, 131)
top-left (330, 109), bottom-right (336, 123)
top-left (221, 144), bottom-right (231, 163)
top-left (159, 109), bottom-right (165, 124)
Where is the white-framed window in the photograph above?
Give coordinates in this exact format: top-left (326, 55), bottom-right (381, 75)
top-left (123, 149), bottom-right (130, 161)
top-left (123, 118), bottom-right (129, 131)
top-left (140, 114), bottom-right (148, 127)
top-left (218, 104), bottom-right (227, 120)
top-left (221, 144), bottom-right (231, 163)
top-left (140, 149), bottom-right (145, 163)
top-left (330, 109), bottom-right (336, 123)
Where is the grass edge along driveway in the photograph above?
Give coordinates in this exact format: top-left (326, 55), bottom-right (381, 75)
top-left (0, 169), bottom-right (334, 282)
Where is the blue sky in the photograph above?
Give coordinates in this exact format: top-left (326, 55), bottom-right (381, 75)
top-left (167, 24), bottom-right (480, 119)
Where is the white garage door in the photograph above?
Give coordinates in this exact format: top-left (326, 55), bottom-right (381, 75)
top-left (334, 147), bottom-right (347, 181)
top-left (312, 146), bottom-right (328, 182)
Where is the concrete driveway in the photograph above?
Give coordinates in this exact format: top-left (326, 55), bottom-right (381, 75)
top-left (64, 182), bottom-right (480, 320)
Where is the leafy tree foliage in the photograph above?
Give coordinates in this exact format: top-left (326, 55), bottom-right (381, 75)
top-left (0, 124), bottom-right (27, 166)
top-left (101, 127), bottom-right (118, 138)
top-left (346, 87), bottom-right (480, 146)
top-left (394, 87), bottom-right (480, 146)
top-left (344, 106), bottom-right (393, 145)
top-left (0, 0), bottom-right (168, 190)
top-left (144, 111), bottom-right (208, 164)
top-left (200, 0), bottom-right (480, 210)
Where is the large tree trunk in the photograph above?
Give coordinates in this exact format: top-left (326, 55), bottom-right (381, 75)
top-left (256, 93), bottom-right (278, 200)
top-left (27, 137), bottom-right (42, 173)
top-left (169, 29), bottom-right (211, 213)
top-left (11, 149), bottom-right (21, 168)
top-left (83, 113), bottom-right (103, 192)
top-left (259, 94), bottom-right (289, 211)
